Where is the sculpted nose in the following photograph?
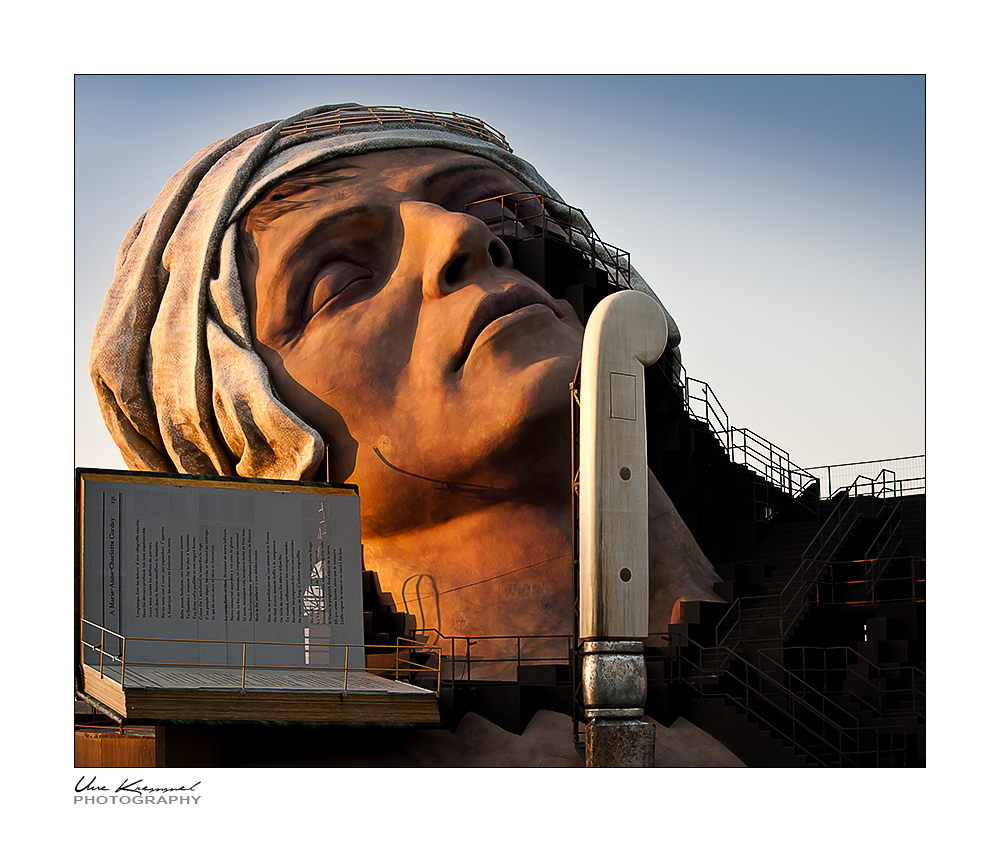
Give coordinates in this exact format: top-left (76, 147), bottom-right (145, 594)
top-left (398, 201), bottom-right (513, 299)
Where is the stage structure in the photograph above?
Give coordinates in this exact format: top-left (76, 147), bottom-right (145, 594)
top-left (75, 469), bottom-right (438, 725)
top-left (80, 104), bottom-right (923, 767)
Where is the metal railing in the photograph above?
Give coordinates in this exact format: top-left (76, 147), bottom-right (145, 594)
top-left (79, 619), bottom-right (441, 693)
top-left (685, 377), bottom-right (731, 451)
top-left (279, 105), bottom-right (514, 152)
top-left (657, 633), bottom-right (924, 766)
top-left (465, 191), bottom-right (632, 292)
top-left (413, 629), bottom-right (575, 685)
top-left (681, 379), bottom-right (819, 504)
top-left (714, 595), bottom-right (778, 650)
top-left (860, 507), bottom-right (904, 598)
top-left (701, 466), bottom-right (910, 648)
top-left (806, 456), bottom-right (925, 499)
top-left (760, 645), bottom-right (925, 724)
top-left (823, 556), bottom-right (925, 606)
top-left (778, 472), bottom-right (900, 636)
top-left (656, 631), bottom-right (861, 766)
top-left (729, 428), bottom-right (819, 499)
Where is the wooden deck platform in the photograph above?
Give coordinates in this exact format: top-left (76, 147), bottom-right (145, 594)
top-left (79, 663), bottom-right (439, 724)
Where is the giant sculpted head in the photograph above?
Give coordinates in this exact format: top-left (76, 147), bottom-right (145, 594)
top-left (91, 105), bottom-right (720, 648)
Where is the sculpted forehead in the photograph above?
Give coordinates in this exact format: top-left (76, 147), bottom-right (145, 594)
top-left (253, 145), bottom-right (534, 210)
top-left (242, 146), bottom-right (538, 335)
top-left (244, 144), bottom-right (535, 273)
top-left (347, 145), bottom-right (513, 189)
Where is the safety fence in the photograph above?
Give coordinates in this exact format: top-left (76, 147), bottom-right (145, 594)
top-left (79, 619), bottom-right (441, 693)
top-left (779, 472), bottom-right (903, 636)
top-left (805, 456), bottom-right (925, 499)
top-left (412, 630), bottom-right (575, 685)
top-left (681, 377), bottom-right (818, 502)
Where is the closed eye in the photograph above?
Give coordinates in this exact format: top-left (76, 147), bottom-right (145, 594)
top-left (304, 260), bottom-right (373, 320)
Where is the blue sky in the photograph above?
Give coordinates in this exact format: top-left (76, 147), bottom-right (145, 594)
top-left (75, 74), bottom-right (925, 474)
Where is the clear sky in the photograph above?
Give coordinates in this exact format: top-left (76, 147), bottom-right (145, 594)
top-left (75, 74), bottom-right (925, 477)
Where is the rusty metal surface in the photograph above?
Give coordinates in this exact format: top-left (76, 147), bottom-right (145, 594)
top-left (585, 718), bottom-right (655, 767)
top-left (581, 642), bottom-right (647, 712)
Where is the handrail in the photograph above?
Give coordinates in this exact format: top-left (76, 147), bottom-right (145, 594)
top-left (839, 469), bottom-right (898, 499)
top-left (779, 497), bottom-right (864, 632)
top-left (466, 191), bottom-right (633, 291)
top-left (778, 472), bottom-right (898, 635)
top-left (714, 595), bottom-right (776, 650)
top-left (755, 648), bottom-right (862, 729)
top-left (820, 555), bottom-right (925, 607)
top-left (728, 428), bottom-right (819, 500)
top-left (78, 620), bottom-right (441, 694)
top-left (660, 631), bottom-right (860, 766)
top-left (464, 187), bottom-right (822, 509)
top-left (415, 628), bottom-right (575, 685)
top-left (862, 503), bottom-right (903, 600)
top-left (711, 470), bottom-right (907, 647)
top-left (679, 378), bottom-right (820, 504)
top-left (807, 456), bottom-right (925, 499)
top-left (686, 377), bottom-right (731, 452)
top-left (758, 645), bottom-right (925, 722)
top-left (479, 203), bottom-right (904, 511)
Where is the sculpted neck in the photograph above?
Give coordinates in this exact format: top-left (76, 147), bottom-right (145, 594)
top-left (360, 494), bottom-right (576, 642)
top-left (357, 468), bottom-right (723, 648)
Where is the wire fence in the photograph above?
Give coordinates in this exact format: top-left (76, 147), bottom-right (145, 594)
top-left (805, 456), bottom-right (925, 499)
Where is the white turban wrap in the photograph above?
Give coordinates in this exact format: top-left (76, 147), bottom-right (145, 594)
top-left (90, 104), bottom-right (681, 481)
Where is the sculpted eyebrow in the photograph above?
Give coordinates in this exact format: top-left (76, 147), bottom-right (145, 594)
top-left (274, 203), bottom-right (375, 273)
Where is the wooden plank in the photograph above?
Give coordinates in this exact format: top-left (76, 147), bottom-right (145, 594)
top-left (81, 664), bottom-right (439, 723)
top-left (80, 667), bottom-right (127, 714)
top-left (124, 689), bottom-right (440, 723)
top-left (75, 731), bottom-right (156, 767)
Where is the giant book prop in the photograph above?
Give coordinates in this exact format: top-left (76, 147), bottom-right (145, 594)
top-left (75, 469), bottom-right (437, 723)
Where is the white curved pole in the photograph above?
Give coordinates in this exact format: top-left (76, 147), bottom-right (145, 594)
top-left (579, 290), bottom-right (668, 641)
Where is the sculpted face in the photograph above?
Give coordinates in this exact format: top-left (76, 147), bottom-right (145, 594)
top-left (92, 112), bottom-right (720, 653)
top-left (239, 147), bottom-right (585, 537)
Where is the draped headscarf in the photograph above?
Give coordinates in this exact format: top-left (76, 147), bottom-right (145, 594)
top-left (90, 104), bottom-right (681, 481)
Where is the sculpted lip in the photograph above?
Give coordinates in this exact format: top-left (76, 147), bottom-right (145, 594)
top-left (453, 286), bottom-right (561, 371)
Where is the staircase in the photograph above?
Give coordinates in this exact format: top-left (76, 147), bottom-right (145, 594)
top-left (712, 506), bottom-right (841, 647)
top-left (646, 478), bottom-right (926, 767)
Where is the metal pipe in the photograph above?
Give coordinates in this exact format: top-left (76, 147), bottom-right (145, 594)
top-left (577, 291), bottom-right (667, 766)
